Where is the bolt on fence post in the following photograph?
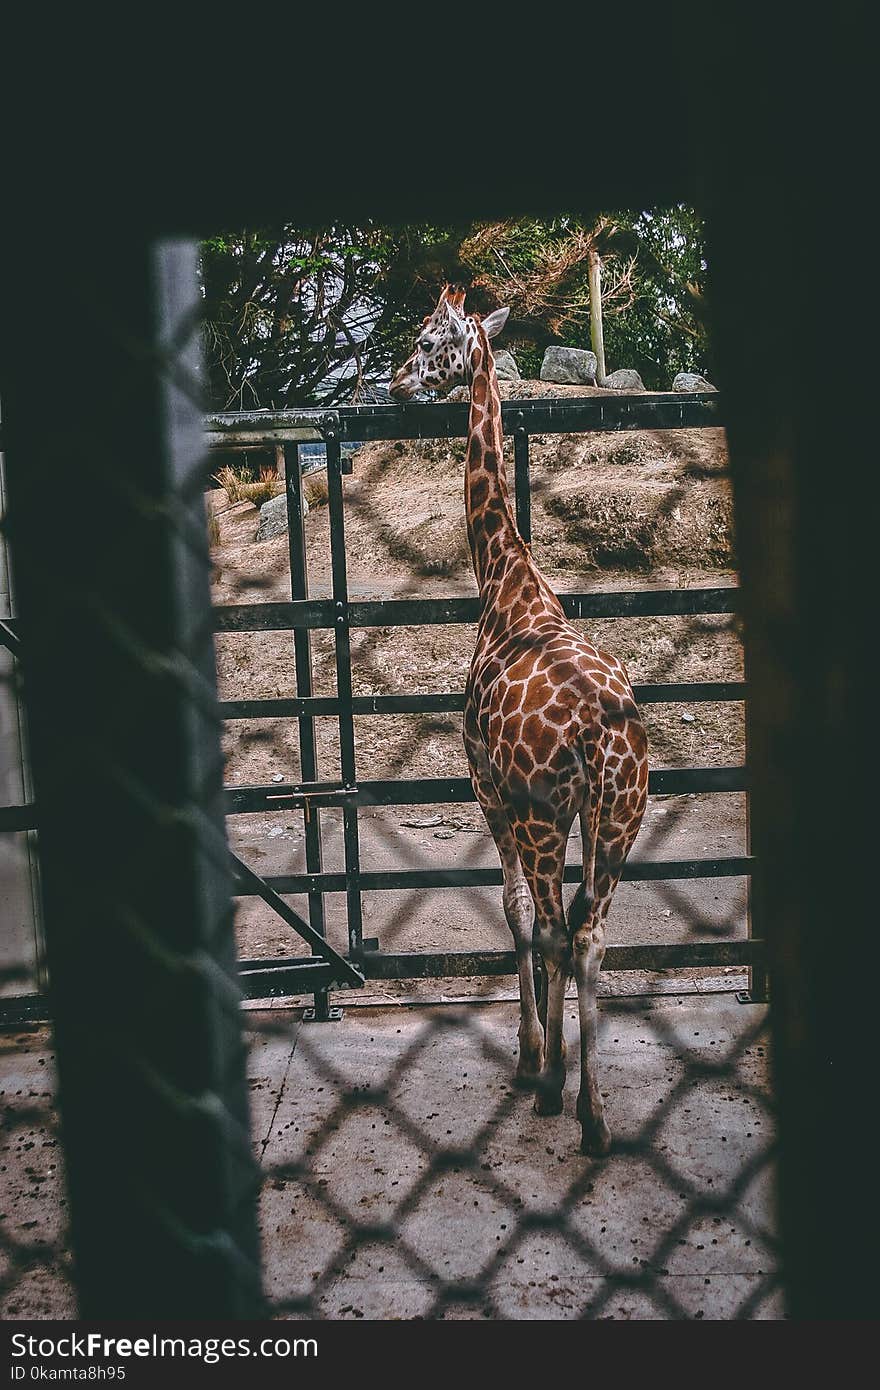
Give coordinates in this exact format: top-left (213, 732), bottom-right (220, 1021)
top-left (0, 236), bottom-right (264, 1316)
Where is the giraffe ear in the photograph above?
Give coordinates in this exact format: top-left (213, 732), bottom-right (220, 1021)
top-left (482, 306), bottom-right (510, 340)
top-left (446, 299), bottom-right (466, 346)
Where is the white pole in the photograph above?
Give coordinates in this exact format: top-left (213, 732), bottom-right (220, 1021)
top-left (588, 247), bottom-right (607, 386)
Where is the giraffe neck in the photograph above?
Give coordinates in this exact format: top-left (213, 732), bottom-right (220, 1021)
top-left (464, 323), bottom-right (524, 593)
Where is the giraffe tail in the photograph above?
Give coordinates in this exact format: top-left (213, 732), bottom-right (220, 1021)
top-left (566, 752), bottom-right (606, 946)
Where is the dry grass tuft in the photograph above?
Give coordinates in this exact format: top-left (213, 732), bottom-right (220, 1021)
top-left (303, 472), bottom-right (329, 508)
top-left (214, 464), bottom-right (283, 509)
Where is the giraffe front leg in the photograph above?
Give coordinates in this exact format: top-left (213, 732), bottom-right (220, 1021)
top-left (509, 827), bottom-right (571, 1116)
top-left (572, 920), bottom-right (611, 1155)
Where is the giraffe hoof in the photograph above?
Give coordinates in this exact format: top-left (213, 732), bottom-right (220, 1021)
top-left (516, 1054), bottom-right (544, 1084)
top-left (580, 1120), bottom-right (612, 1157)
top-left (533, 1090), bottom-right (564, 1117)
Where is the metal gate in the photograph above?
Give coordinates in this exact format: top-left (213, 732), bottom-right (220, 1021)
top-left (206, 391), bottom-right (761, 1016)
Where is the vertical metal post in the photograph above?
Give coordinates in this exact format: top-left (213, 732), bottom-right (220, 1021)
top-left (513, 426), bottom-right (532, 544)
top-left (0, 237), bottom-right (263, 1315)
top-left (325, 434), bottom-right (364, 962)
top-left (285, 442), bottom-right (330, 1019)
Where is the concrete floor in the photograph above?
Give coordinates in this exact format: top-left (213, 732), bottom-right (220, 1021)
top-left (0, 989), bottom-right (781, 1320)
top-left (249, 990), bottom-right (780, 1319)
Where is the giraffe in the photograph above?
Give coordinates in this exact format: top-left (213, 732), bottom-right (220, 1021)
top-left (390, 286), bottom-right (649, 1154)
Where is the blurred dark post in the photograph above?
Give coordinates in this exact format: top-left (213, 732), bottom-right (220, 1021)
top-left (0, 237), bottom-right (263, 1316)
top-left (701, 21), bottom-right (875, 1318)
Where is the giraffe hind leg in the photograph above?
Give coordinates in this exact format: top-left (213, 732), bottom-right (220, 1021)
top-left (571, 768), bottom-right (646, 1156)
top-left (465, 733), bottom-right (544, 1079)
top-left (507, 815), bottom-right (572, 1116)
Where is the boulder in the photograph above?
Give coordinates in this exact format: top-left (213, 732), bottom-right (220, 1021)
top-left (256, 490), bottom-right (308, 542)
top-left (540, 346), bottom-right (598, 385)
top-left (672, 371), bottom-right (717, 393)
top-left (602, 368), bottom-right (645, 391)
top-left (493, 349), bottom-right (521, 381)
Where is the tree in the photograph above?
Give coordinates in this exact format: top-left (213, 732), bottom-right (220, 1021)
top-left (451, 210), bottom-right (709, 389)
top-left (201, 225), bottom-right (417, 409)
top-left (199, 209), bottom-right (711, 406)
top-left (601, 207), bottom-right (710, 387)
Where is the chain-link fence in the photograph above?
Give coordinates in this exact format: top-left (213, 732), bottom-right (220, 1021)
top-left (0, 240), bottom-right (263, 1318)
top-left (0, 238), bottom-right (778, 1321)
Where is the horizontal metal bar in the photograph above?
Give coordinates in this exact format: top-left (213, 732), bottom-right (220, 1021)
top-left (237, 958), bottom-right (357, 998)
top-left (225, 766), bottom-right (746, 815)
top-left (560, 589), bottom-right (739, 619)
top-left (206, 393), bottom-right (722, 445)
top-left (236, 938), bottom-right (763, 992)
top-left (0, 993), bottom-right (49, 1026)
top-left (358, 941), bottom-right (762, 978)
top-left (214, 599), bottom-right (335, 632)
top-left (0, 961), bottom-right (358, 1020)
top-left (213, 587), bottom-right (740, 634)
top-left (231, 856), bottom-right (754, 897)
top-left (219, 693), bottom-right (464, 719)
top-left (218, 681), bottom-right (747, 722)
top-left (205, 427), bottom-right (326, 447)
top-left (0, 804), bottom-right (37, 832)
top-left (649, 766), bottom-right (747, 794)
top-left (633, 681), bottom-right (746, 703)
top-left (225, 782), bottom-right (357, 813)
top-left (205, 407), bottom-right (340, 448)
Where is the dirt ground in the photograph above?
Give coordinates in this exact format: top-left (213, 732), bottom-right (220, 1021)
top-left (208, 382), bottom-right (746, 965)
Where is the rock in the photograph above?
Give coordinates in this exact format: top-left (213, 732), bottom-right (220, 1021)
top-left (672, 371), bottom-right (717, 392)
top-left (493, 349), bottom-right (521, 381)
top-left (540, 346), bottom-right (598, 385)
top-left (256, 490), bottom-right (308, 541)
top-left (433, 829), bottom-right (456, 840)
top-left (602, 368), bottom-right (645, 391)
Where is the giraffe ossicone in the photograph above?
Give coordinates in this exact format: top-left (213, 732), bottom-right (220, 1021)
top-left (391, 285), bottom-right (649, 1156)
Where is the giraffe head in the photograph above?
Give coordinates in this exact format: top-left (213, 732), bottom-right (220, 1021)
top-left (389, 284), bottom-right (510, 401)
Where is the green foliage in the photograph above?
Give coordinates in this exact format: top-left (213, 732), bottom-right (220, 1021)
top-left (512, 343), bottom-right (543, 379)
top-left (199, 208), bottom-right (712, 406)
top-left (598, 208), bottom-right (711, 388)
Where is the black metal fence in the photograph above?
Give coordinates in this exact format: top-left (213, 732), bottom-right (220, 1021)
top-left (202, 391), bottom-right (760, 1016)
